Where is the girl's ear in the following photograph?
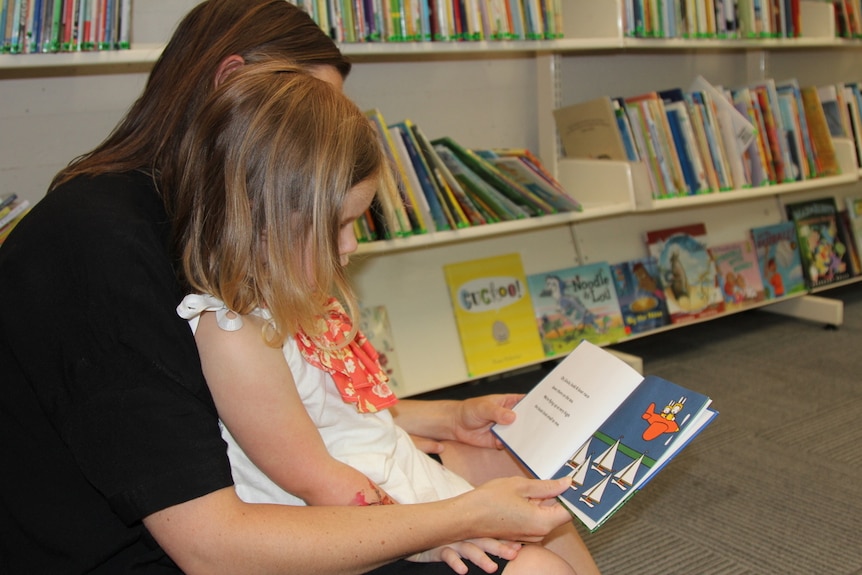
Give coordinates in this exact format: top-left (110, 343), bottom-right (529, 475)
top-left (215, 55), bottom-right (245, 88)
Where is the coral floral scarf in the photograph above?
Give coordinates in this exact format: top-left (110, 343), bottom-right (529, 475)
top-left (295, 298), bottom-right (397, 414)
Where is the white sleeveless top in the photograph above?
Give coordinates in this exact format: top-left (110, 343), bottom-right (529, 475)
top-left (177, 294), bottom-right (471, 506)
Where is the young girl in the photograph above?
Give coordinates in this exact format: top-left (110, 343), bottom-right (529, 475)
top-left (173, 61), bottom-right (590, 575)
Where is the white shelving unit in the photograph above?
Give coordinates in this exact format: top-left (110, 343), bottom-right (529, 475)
top-left (2, 0), bottom-right (861, 396)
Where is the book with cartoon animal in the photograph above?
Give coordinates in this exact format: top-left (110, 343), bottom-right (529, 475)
top-left (644, 223), bottom-right (725, 324)
top-left (609, 257), bottom-right (670, 335)
top-left (707, 239), bottom-right (767, 309)
top-left (443, 253), bottom-right (546, 378)
top-left (492, 340), bottom-right (717, 532)
top-left (749, 221), bottom-right (806, 299)
top-left (785, 198), bottom-right (853, 288)
top-left (526, 262), bottom-right (627, 357)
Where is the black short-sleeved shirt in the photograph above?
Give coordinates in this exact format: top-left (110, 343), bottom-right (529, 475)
top-left (0, 172), bottom-right (507, 575)
top-left (0, 172), bottom-right (234, 573)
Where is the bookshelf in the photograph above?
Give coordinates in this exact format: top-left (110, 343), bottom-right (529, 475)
top-left (2, 0), bottom-right (862, 396)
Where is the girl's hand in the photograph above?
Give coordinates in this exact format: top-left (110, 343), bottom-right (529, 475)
top-left (408, 538), bottom-right (522, 574)
top-left (449, 394), bottom-right (523, 450)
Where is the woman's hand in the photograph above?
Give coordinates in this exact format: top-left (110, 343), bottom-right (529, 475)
top-left (408, 538), bottom-right (521, 574)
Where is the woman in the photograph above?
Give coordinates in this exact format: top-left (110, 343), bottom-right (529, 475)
top-left (0, 1), bottom-right (598, 574)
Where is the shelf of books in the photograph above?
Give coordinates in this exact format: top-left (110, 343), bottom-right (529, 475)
top-left (6, 0), bottom-right (862, 70)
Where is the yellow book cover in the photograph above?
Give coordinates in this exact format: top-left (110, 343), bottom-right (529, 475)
top-left (444, 253), bottom-right (545, 377)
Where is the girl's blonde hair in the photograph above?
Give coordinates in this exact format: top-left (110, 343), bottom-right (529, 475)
top-left (172, 61), bottom-right (386, 345)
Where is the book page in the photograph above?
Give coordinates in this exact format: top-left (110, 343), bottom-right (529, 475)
top-left (492, 341), bottom-right (644, 479)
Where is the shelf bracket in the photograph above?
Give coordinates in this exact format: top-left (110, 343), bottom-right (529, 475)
top-left (762, 295), bottom-right (843, 327)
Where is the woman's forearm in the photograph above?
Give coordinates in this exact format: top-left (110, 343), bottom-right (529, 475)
top-left (146, 478), bottom-right (571, 575)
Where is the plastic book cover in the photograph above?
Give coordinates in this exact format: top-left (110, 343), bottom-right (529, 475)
top-left (610, 257), bottom-right (670, 335)
top-left (750, 221), bottom-right (806, 299)
top-left (645, 223), bottom-right (725, 324)
top-left (526, 262), bottom-right (627, 357)
top-left (552, 372), bottom-right (715, 532)
top-left (359, 305), bottom-right (406, 393)
top-left (785, 198), bottom-right (853, 288)
top-left (492, 341), bottom-right (716, 532)
top-left (708, 239), bottom-right (767, 308)
top-left (443, 253), bottom-right (545, 378)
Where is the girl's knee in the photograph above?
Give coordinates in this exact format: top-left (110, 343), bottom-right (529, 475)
top-left (502, 543), bottom-right (575, 575)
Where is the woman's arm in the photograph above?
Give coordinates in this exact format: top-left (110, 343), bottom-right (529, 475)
top-left (195, 311), bottom-right (392, 506)
top-left (144, 477), bottom-right (573, 575)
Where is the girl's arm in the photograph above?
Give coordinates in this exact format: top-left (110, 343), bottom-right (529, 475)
top-left (195, 311), bottom-right (392, 507)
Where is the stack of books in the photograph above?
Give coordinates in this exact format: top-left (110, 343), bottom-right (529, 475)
top-left (292, 0), bottom-right (563, 43)
top-left (623, 0), bottom-right (804, 39)
top-left (0, 194), bottom-right (30, 246)
top-left (1, 0), bottom-right (132, 54)
top-left (359, 109), bottom-right (582, 242)
top-left (554, 75), bottom-right (847, 201)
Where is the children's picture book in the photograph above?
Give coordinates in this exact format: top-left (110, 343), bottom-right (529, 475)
top-left (492, 340), bottom-right (717, 532)
top-left (708, 239), bottom-right (767, 308)
top-left (552, 96), bottom-right (631, 161)
top-left (845, 196), bottom-right (862, 272)
top-left (785, 198), bottom-right (853, 288)
top-left (750, 221), bottom-right (806, 299)
top-left (443, 253), bottom-right (546, 377)
top-left (526, 262), bottom-right (627, 357)
top-left (645, 223), bottom-right (725, 324)
top-left (359, 305), bottom-right (406, 392)
top-left (610, 257), bottom-right (670, 335)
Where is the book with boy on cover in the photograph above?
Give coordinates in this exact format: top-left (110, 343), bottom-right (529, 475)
top-left (708, 239), bottom-right (767, 309)
top-left (492, 340), bottom-right (717, 532)
top-left (610, 257), bottom-right (670, 335)
top-left (785, 198), bottom-right (852, 288)
top-left (443, 253), bottom-right (545, 377)
top-left (526, 262), bottom-right (627, 357)
top-left (750, 221), bottom-right (806, 299)
top-left (645, 223), bottom-right (725, 324)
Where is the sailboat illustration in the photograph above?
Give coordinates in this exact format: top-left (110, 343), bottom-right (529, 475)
top-left (579, 473), bottom-right (613, 508)
top-left (591, 438), bottom-right (620, 475)
top-left (566, 439), bottom-right (591, 469)
top-left (611, 453), bottom-right (645, 491)
top-left (565, 454), bottom-right (592, 489)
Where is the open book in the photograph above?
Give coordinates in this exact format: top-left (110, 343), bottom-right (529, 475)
top-left (492, 341), bottom-right (717, 531)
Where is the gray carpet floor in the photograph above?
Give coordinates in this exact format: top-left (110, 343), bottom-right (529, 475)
top-left (418, 284), bottom-right (862, 574)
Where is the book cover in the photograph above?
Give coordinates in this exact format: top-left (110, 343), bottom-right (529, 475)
top-left (552, 97), bottom-right (630, 161)
top-left (610, 257), bottom-right (670, 335)
top-left (526, 262), bottom-right (627, 357)
top-left (845, 196), bottom-right (862, 272)
top-left (492, 340), bottom-right (716, 532)
top-left (750, 221), bottom-right (806, 299)
top-left (785, 198), bottom-right (853, 288)
top-left (708, 239), bottom-right (767, 308)
top-left (799, 86), bottom-right (841, 177)
top-left (474, 151), bottom-right (582, 213)
top-left (443, 253), bottom-right (546, 377)
top-left (359, 305), bottom-right (406, 392)
top-left (645, 223), bottom-right (725, 324)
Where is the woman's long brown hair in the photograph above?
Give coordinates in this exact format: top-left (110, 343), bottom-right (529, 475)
top-left (50, 0), bottom-right (350, 220)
